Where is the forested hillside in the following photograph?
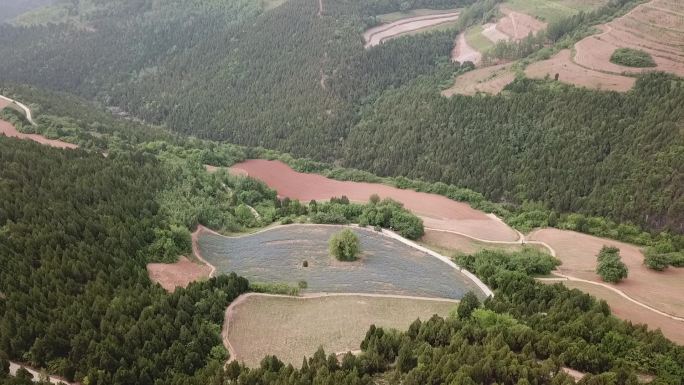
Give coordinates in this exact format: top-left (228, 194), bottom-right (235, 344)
top-left (0, 0), bottom-right (682, 233)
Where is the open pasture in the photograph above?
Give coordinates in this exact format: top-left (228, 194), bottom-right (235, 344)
top-left (198, 224), bottom-right (485, 299)
top-left (224, 294), bottom-right (455, 367)
top-left (529, 228), bottom-right (684, 318)
top-left (504, 0), bottom-right (608, 23)
top-left (229, 159), bottom-right (519, 242)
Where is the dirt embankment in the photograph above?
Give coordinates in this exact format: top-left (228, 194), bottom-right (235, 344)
top-left (228, 159), bottom-right (519, 242)
top-left (495, 6), bottom-right (547, 41)
top-left (451, 32), bottom-right (482, 64)
top-left (147, 256), bottom-right (212, 292)
top-left (364, 11), bottom-right (461, 48)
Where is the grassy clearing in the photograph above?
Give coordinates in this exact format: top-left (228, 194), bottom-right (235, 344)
top-left (226, 294), bottom-right (456, 366)
top-left (377, 8), bottom-right (460, 23)
top-left (504, 0), bottom-right (606, 23)
top-left (465, 25), bottom-right (494, 52)
top-left (261, 0), bottom-right (288, 11)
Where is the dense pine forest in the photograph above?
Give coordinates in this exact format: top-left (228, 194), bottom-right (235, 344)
top-left (0, 0), bottom-right (681, 233)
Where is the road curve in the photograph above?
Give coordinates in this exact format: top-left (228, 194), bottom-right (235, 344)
top-left (0, 95), bottom-right (36, 125)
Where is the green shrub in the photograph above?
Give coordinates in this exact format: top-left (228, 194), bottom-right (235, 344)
top-left (596, 246), bottom-right (628, 283)
top-left (610, 48), bottom-right (656, 68)
top-left (329, 228), bottom-right (360, 261)
top-left (644, 252), bottom-right (669, 271)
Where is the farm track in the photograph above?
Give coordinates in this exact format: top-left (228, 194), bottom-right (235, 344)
top-left (0, 94), bottom-right (36, 125)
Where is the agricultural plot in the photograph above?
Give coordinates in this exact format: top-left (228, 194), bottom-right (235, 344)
top-left (571, 0), bottom-right (684, 78)
top-left (442, 63), bottom-right (515, 96)
top-left (495, 6), bottom-right (547, 40)
top-left (198, 225), bottom-right (485, 299)
top-left (421, 229), bottom-right (539, 255)
top-left (524, 49), bottom-right (635, 91)
top-left (229, 159), bottom-right (519, 242)
top-left (224, 294), bottom-right (455, 366)
top-left (504, 0), bottom-right (608, 23)
top-left (529, 228), bottom-right (684, 318)
top-left (543, 280), bottom-right (684, 344)
top-left (377, 8), bottom-right (461, 23)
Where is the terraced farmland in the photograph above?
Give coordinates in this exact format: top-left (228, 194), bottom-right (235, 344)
top-left (198, 225), bottom-right (485, 299)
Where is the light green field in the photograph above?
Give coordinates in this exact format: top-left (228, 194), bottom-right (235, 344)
top-left (261, 0), bottom-right (288, 11)
top-left (504, 0), bottom-right (609, 23)
top-left (465, 25), bottom-right (495, 52)
top-left (377, 8), bottom-right (460, 23)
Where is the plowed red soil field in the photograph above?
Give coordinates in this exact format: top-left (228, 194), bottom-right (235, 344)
top-left (228, 159), bottom-right (518, 242)
top-left (442, 63), bottom-right (515, 96)
top-left (496, 7), bottom-right (547, 40)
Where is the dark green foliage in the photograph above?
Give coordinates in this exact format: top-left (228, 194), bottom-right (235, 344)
top-left (329, 229), bottom-right (361, 261)
top-left (596, 246), bottom-right (628, 283)
top-left (644, 252), bottom-right (670, 271)
top-left (610, 48), bottom-right (656, 68)
top-left (456, 291), bottom-right (481, 319)
top-left (456, 248), bottom-right (561, 277)
top-left (0, 138), bottom-right (250, 384)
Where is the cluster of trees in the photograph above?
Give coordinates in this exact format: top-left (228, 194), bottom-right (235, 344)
top-left (329, 229), bottom-right (361, 261)
top-left (0, 138), bottom-right (258, 384)
top-left (1, 0), bottom-right (681, 237)
top-left (596, 246), bottom-right (629, 283)
top-left (610, 48), bottom-right (656, 68)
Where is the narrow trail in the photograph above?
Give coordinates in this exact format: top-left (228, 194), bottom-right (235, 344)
top-left (317, 0), bottom-right (323, 17)
top-left (223, 292), bottom-right (458, 363)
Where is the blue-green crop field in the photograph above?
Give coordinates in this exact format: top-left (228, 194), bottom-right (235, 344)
top-left (198, 225), bottom-right (483, 299)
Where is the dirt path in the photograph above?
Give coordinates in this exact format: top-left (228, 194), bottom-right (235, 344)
top-left (318, 0), bottom-right (323, 17)
top-left (9, 361), bottom-right (77, 384)
top-left (223, 292), bottom-right (458, 363)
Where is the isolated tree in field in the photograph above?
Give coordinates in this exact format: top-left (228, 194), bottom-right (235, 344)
top-left (369, 193), bottom-right (380, 204)
top-left (596, 246), bottom-right (628, 283)
top-left (329, 228), bottom-right (360, 261)
top-left (457, 291), bottom-right (481, 319)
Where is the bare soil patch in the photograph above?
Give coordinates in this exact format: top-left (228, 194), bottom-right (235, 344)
top-left (229, 159), bottom-right (518, 241)
top-left (0, 119), bottom-right (79, 149)
top-left (451, 32), bottom-right (482, 64)
top-left (421, 228), bottom-right (542, 255)
top-left (481, 23), bottom-right (510, 43)
top-left (544, 280), bottom-right (684, 345)
top-left (224, 293), bottom-right (455, 366)
top-left (442, 63), bottom-right (515, 96)
top-left (147, 256), bottom-right (211, 292)
top-left (364, 11), bottom-right (461, 48)
top-left (525, 49), bottom-right (636, 91)
top-left (529, 228), bottom-right (684, 318)
top-left (496, 6), bottom-right (547, 40)
top-left (572, 1), bottom-right (684, 77)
